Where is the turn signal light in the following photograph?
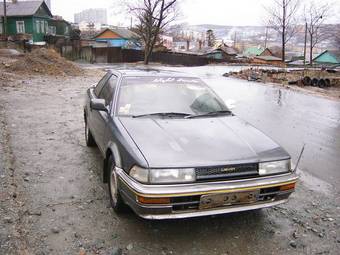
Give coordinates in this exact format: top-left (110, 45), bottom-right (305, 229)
top-left (279, 183), bottom-right (296, 191)
top-left (137, 196), bottom-right (171, 204)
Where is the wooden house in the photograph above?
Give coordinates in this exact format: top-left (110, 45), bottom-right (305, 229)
top-left (313, 50), bottom-right (340, 65)
top-left (0, 1), bottom-right (71, 43)
top-left (93, 28), bottom-right (140, 49)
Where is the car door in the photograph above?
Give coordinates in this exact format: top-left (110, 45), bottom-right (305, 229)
top-left (91, 74), bottom-right (118, 153)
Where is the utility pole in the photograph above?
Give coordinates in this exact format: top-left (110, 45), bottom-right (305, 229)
top-left (3, 0), bottom-right (7, 38)
top-left (303, 22), bottom-right (307, 67)
top-left (282, 0), bottom-right (286, 62)
top-left (264, 27), bottom-right (268, 48)
top-left (233, 31), bottom-right (237, 48)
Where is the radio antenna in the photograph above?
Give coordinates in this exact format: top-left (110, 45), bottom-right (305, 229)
top-left (294, 144), bottom-right (306, 172)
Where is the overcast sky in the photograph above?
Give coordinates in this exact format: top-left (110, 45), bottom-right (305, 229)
top-left (50, 0), bottom-right (340, 26)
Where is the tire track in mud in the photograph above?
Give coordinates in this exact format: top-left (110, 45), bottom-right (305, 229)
top-left (0, 102), bottom-right (30, 254)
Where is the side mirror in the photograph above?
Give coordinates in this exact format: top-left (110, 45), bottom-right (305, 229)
top-left (90, 98), bottom-right (108, 112)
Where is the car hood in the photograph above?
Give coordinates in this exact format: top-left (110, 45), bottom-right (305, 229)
top-left (119, 116), bottom-right (289, 168)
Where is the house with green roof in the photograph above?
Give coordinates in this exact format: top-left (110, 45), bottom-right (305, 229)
top-left (243, 47), bottom-right (273, 58)
top-left (0, 0), bottom-right (71, 43)
top-left (313, 50), bottom-right (340, 65)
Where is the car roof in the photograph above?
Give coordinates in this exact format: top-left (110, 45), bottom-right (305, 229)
top-left (107, 68), bottom-right (198, 78)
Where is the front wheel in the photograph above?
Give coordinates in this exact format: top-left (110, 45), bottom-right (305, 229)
top-left (108, 156), bottom-right (126, 213)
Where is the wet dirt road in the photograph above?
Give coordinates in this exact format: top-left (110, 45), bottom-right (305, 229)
top-left (162, 65), bottom-right (340, 190)
top-left (0, 68), bottom-right (339, 255)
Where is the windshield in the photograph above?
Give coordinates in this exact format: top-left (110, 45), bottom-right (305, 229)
top-left (117, 77), bottom-right (229, 117)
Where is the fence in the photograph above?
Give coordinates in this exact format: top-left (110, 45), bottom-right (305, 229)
top-left (77, 47), bottom-right (209, 66)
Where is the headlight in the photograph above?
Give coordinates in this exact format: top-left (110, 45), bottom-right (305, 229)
top-left (129, 166), bottom-right (196, 184)
top-left (149, 168), bottom-right (196, 184)
top-left (259, 159), bottom-right (291, 176)
top-left (129, 166), bottom-right (149, 183)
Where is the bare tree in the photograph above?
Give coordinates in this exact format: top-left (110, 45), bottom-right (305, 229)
top-left (304, 1), bottom-right (331, 65)
top-left (128, 0), bottom-right (178, 64)
top-left (206, 29), bottom-right (215, 47)
top-left (265, 0), bottom-right (300, 62)
top-left (333, 25), bottom-right (340, 50)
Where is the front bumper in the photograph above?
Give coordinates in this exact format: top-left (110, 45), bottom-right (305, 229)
top-left (116, 167), bottom-right (298, 220)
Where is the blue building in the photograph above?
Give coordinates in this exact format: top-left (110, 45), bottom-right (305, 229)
top-left (93, 28), bottom-right (140, 49)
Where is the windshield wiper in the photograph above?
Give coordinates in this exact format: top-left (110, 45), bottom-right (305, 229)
top-left (132, 112), bottom-right (192, 118)
top-left (185, 110), bottom-right (233, 119)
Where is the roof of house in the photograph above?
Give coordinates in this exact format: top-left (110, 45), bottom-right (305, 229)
top-left (216, 43), bottom-right (238, 55)
top-left (0, 1), bottom-right (52, 17)
top-left (94, 28), bottom-right (138, 40)
top-left (243, 47), bottom-right (265, 57)
top-left (313, 50), bottom-right (340, 63)
top-left (254, 55), bottom-right (282, 61)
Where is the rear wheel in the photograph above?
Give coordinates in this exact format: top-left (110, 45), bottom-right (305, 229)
top-left (107, 155), bottom-right (126, 213)
top-left (302, 76), bottom-right (311, 86)
top-left (311, 78), bottom-right (319, 87)
top-left (318, 79), bottom-right (326, 88)
top-left (85, 118), bottom-right (96, 147)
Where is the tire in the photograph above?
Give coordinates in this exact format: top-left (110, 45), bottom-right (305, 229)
top-left (318, 79), bottom-right (326, 88)
top-left (85, 118), bottom-right (96, 147)
top-left (311, 78), bottom-right (319, 87)
top-left (107, 155), bottom-right (126, 213)
top-left (302, 76), bottom-right (311, 86)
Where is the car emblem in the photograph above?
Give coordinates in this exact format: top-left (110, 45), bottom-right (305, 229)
top-left (221, 167), bottom-right (236, 173)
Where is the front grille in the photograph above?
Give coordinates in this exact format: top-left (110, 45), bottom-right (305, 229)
top-left (195, 163), bottom-right (259, 181)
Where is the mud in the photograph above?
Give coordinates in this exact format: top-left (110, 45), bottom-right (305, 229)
top-left (0, 67), bottom-right (339, 255)
top-left (1, 48), bottom-right (83, 77)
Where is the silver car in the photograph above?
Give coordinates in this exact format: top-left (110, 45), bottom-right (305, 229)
top-left (84, 69), bottom-right (298, 219)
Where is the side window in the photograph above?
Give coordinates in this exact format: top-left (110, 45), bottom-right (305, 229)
top-left (94, 73), bottom-right (110, 97)
top-left (16, 21), bottom-right (25, 34)
top-left (98, 75), bottom-right (118, 106)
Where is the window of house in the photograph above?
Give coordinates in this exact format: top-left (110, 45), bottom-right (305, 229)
top-left (65, 26), bottom-right (69, 35)
top-left (40, 20), bottom-right (45, 33)
top-left (48, 26), bottom-right (56, 35)
top-left (16, 21), bottom-right (25, 34)
top-left (36, 20), bottom-right (40, 33)
top-left (0, 21), bottom-right (3, 34)
top-left (45, 21), bottom-right (48, 34)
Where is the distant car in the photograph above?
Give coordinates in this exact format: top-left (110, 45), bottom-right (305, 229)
top-left (84, 69), bottom-right (298, 220)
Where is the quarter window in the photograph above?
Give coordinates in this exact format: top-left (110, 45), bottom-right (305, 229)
top-left (98, 75), bottom-right (118, 106)
top-left (94, 73), bottom-right (111, 97)
top-left (16, 21), bottom-right (25, 34)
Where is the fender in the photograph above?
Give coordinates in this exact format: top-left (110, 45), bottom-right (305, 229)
top-left (103, 141), bottom-right (122, 183)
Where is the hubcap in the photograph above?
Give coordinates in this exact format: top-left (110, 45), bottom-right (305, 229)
top-left (110, 167), bottom-right (118, 204)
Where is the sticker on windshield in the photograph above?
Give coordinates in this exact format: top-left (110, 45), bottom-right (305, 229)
top-left (119, 104), bottom-right (131, 114)
top-left (153, 78), bottom-right (200, 84)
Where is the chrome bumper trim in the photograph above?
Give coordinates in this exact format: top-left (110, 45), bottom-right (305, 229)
top-left (138, 199), bottom-right (288, 220)
top-left (116, 167), bottom-right (297, 220)
top-left (116, 167), bottom-right (298, 197)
